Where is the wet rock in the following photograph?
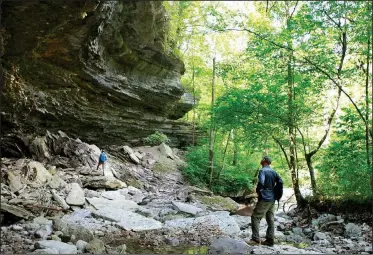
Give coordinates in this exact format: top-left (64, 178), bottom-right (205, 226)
top-left (312, 214), bottom-right (337, 228)
top-left (208, 237), bottom-right (251, 254)
top-left (66, 183), bottom-right (85, 206)
top-left (86, 238), bottom-right (105, 254)
top-left (0, 203), bottom-right (33, 219)
top-left (35, 240), bottom-right (77, 254)
top-left (172, 201), bottom-right (202, 216)
top-left (292, 227), bottom-right (304, 236)
top-left (92, 208), bottom-right (163, 231)
top-left (344, 223), bottom-right (361, 238)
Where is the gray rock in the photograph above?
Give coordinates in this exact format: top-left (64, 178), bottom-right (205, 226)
top-left (83, 176), bottom-right (126, 189)
top-left (86, 197), bottom-right (139, 210)
top-left (33, 216), bottom-right (53, 225)
top-left (49, 175), bottom-right (67, 189)
top-left (313, 232), bottom-right (327, 241)
top-left (76, 240), bottom-right (88, 251)
top-left (345, 223), bottom-right (362, 238)
top-left (35, 240), bottom-right (77, 254)
top-left (232, 215), bottom-right (251, 230)
top-left (25, 223), bottom-right (41, 230)
top-left (0, 203), bottom-right (33, 219)
top-left (92, 208), bottom-right (163, 231)
top-left (172, 201), bottom-right (202, 215)
top-left (35, 225), bottom-right (53, 239)
top-left (312, 214), bottom-right (337, 227)
top-left (158, 143), bottom-right (175, 159)
top-left (53, 219), bottom-right (94, 242)
top-left (122, 146), bottom-right (134, 155)
top-left (208, 237), bottom-right (251, 254)
top-left (7, 172), bottom-right (24, 193)
top-left (292, 227), bottom-right (304, 236)
top-left (66, 183), bottom-right (85, 206)
top-left (32, 248), bottom-right (59, 254)
top-left (86, 238), bottom-right (105, 254)
top-left (12, 225), bottom-right (23, 231)
top-left (51, 190), bottom-right (70, 210)
top-left (166, 237), bottom-right (180, 246)
top-left (28, 161), bottom-right (53, 185)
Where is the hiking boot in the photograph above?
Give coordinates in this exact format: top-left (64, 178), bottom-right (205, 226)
top-left (262, 239), bottom-right (274, 246)
top-left (246, 239), bottom-right (261, 245)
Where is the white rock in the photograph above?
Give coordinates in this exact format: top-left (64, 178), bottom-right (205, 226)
top-left (158, 143), bottom-right (175, 159)
top-left (86, 197), bottom-right (138, 211)
top-left (76, 240), bottom-right (88, 251)
top-left (66, 183), bottom-right (85, 206)
top-left (92, 208), bottom-right (163, 232)
top-left (35, 240), bottom-right (77, 254)
top-left (172, 201), bottom-right (202, 215)
top-left (28, 161), bottom-right (53, 185)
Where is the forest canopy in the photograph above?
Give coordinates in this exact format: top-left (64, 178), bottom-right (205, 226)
top-left (163, 1), bottom-right (372, 204)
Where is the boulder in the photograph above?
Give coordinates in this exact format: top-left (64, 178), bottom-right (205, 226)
top-left (48, 175), bottom-right (67, 189)
top-left (208, 237), bottom-right (251, 254)
top-left (65, 183), bottom-right (85, 206)
top-left (34, 240), bottom-right (77, 254)
top-left (53, 218), bottom-right (94, 242)
top-left (86, 238), bottom-right (105, 254)
top-left (35, 225), bottom-right (53, 239)
top-left (313, 232), bottom-right (328, 241)
top-left (158, 143), bottom-right (175, 159)
top-left (83, 176), bottom-right (126, 189)
top-left (122, 146), bottom-right (134, 155)
top-left (76, 240), bottom-right (88, 252)
top-left (29, 136), bottom-right (50, 161)
top-left (7, 171), bottom-right (24, 193)
top-left (129, 153), bottom-right (140, 164)
top-left (345, 223), bottom-right (362, 238)
top-left (195, 195), bottom-right (239, 212)
top-left (28, 161), bottom-right (53, 185)
top-left (172, 201), bottom-right (202, 216)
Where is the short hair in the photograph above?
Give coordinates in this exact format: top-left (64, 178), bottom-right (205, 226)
top-left (261, 156), bottom-right (272, 164)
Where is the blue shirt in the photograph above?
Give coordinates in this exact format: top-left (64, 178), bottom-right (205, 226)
top-left (256, 166), bottom-right (283, 201)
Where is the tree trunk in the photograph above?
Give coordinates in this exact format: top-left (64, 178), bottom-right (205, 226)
top-left (232, 129), bottom-right (238, 166)
top-left (365, 28), bottom-right (371, 167)
top-left (208, 57), bottom-right (216, 188)
top-left (216, 129), bottom-right (232, 182)
top-left (286, 9), bottom-right (304, 206)
top-left (305, 154), bottom-right (317, 195)
top-left (192, 64), bottom-right (196, 146)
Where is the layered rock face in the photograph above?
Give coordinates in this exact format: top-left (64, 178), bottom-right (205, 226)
top-left (1, 1), bottom-right (196, 148)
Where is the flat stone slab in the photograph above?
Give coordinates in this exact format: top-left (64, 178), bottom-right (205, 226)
top-left (86, 197), bottom-right (139, 210)
top-left (92, 208), bottom-right (163, 232)
top-left (165, 211), bottom-right (240, 237)
top-left (0, 203), bottom-right (33, 219)
top-left (172, 201), bottom-right (202, 215)
top-left (35, 240), bottom-right (77, 254)
top-left (66, 183), bottom-right (85, 206)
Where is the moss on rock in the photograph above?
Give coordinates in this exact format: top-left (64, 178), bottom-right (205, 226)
top-left (195, 195), bottom-right (239, 213)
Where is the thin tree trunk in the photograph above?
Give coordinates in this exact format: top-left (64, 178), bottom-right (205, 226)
top-left (286, 7), bottom-right (304, 206)
top-left (192, 64), bottom-right (196, 146)
top-left (216, 129), bottom-right (233, 182)
top-left (365, 29), bottom-right (371, 167)
top-left (208, 57), bottom-right (216, 188)
top-left (232, 129), bottom-right (238, 166)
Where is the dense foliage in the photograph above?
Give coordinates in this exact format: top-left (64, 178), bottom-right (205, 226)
top-left (163, 1), bottom-right (372, 201)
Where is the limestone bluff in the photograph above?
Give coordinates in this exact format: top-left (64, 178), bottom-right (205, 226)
top-left (1, 1), bottom-right (196, 152)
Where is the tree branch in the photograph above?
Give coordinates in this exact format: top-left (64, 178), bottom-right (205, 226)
top-left (272, 136), bottom-right (290, 168)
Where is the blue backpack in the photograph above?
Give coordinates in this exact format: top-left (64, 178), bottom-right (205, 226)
top-left (100, 152), bottom-right (107, 162)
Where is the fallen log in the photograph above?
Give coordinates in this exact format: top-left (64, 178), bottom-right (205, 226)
top-left (24, 203), bottom-right (70, 213)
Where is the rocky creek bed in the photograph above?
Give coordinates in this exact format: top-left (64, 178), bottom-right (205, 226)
top-left (1, 131), bottom-right (372, 254)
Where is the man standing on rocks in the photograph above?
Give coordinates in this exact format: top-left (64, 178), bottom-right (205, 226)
top-left (248, 156), bottom-right (283, 246)
top-left (97, 150), bottom-right (107, 174)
